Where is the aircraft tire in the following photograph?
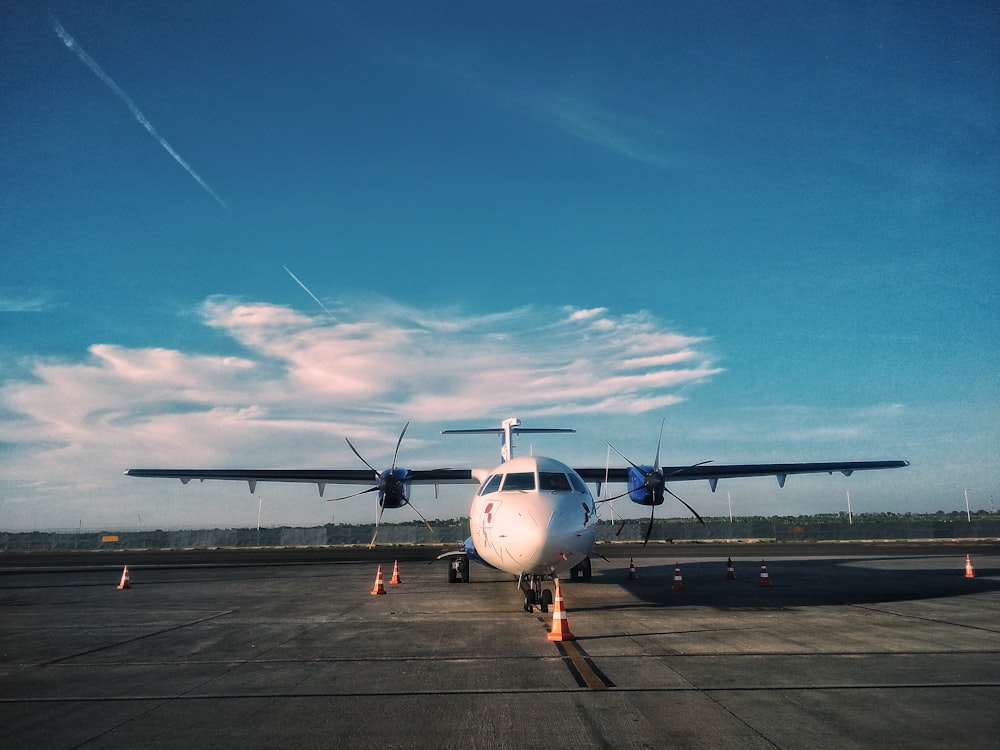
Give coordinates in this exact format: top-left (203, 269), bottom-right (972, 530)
top-left (571, 557), bottom-right (593, 582)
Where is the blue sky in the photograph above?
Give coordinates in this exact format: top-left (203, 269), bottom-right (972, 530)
top-left (2, 2), bottom-right (997, 530)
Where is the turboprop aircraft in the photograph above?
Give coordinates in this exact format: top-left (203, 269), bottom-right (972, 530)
top-left (126, 417), bottom-right (908, 612)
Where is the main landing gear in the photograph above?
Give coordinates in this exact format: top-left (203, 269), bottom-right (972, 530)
top-left (447, 554), bottom-right (469, 583)
top-left (569, 556), bottom-right (592, 582)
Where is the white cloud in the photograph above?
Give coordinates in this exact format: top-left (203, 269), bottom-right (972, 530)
top-left (0, 288), bottom-right (57, 313)
top-left (411, 51), bottom-right (679, 171)
top-left (566, 307), bottom-right (607, 321)
top-left (534, 92), bottom-right (675, 169)
top-left (0, 297), bottom-right (720, 529)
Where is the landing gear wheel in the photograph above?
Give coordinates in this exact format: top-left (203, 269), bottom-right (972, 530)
top-left (448, 555), bottom-right (469, 583)
top-left (523, 589), bottom-right (536, 612)
top-left (540, 588), bottom-right (553, 613)
top-left (570, 556), bottom-right (593, 582)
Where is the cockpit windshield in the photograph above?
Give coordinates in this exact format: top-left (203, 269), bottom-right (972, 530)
top-left (478, 474), bottom-right (502, 496)
top-left (501, 472), bottom-right (536, 491)
top-left (479, 467), bottom-right (591, 495)
top-left (539, 472), bottom-right (572, 492)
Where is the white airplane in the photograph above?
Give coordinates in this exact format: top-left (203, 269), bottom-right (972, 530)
top-left (126, 416), bottom-right (907, 612)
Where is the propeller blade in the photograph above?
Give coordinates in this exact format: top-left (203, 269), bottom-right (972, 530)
top-left (391, 422), bottom-right (409, 470)
top-left (345, 437), bottom-right (378, 475)
top-left (596, 488), bottom-right (636, 504)
top-left (327, 486), bottom-right (379, 502)
top-left (653, 418), bottom-right (664, 472)
top-left (665, 486), bottom-right (706, 525)
top-left (368, 502), bottom-right (387, 549)
top-left (607, 440), bottom-right (644, 473)
top-left (408, 501), bottom-right (437, 538)
top-left (592, 550), bottom-right (613, 564)
top-left (642, 503), bottom-right (656, 546)
top-left (666, 460), bottom-right (714, 478)
top-left (596, 495), bottom-right (629, 537)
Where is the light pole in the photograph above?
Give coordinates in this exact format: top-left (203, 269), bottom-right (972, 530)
top-left (846, 490), bottom-right (853, 524)
top-left (964, 489), bottom-right (971, 523)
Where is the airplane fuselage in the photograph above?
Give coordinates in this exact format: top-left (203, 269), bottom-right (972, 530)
top-left (467, 455), bottom-right (597, 579)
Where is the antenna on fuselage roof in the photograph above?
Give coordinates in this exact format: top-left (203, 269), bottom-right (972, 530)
top-left (442, 417), bottom-right (575, 462)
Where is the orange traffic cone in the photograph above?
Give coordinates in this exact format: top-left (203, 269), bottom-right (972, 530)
top-left (117, 564), bottom-right (131, 590)
top-left (725, 557), bottom-right (736, 580)
top-left (965, 554), bottom-right (976, 579)
top-left (758, 559), bottom-right (773, 588)
top-left (627, 558), bottom-right (639, 580)
top-left (547, 580), bottom-right (575, 642)
top-left (390, 560), bottom-right (402, 585)
top-left (370, 564), bottom-right (387, 595)
top-left (672, 562), bottom-right (686, 591)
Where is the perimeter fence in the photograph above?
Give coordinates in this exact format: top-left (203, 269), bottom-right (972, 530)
top-left (3, 518), bottom-right (999, 552)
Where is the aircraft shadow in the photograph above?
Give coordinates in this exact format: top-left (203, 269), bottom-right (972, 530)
top-left (568, 558), bottom-right (999, 610)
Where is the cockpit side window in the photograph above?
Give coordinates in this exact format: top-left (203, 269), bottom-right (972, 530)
top-left (478, 474), bottom-right (503, 496)
top-left (539, 472), bottom-right (572, 492)
top-left (501, 472), bottom-right (536, 491)
top-left (568, 473), bottom-right (590, 495)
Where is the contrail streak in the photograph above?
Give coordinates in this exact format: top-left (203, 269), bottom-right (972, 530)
top-left (50, 15), bottom-right (227, 209)
top-left (284, 266), bottom-right (336, 320)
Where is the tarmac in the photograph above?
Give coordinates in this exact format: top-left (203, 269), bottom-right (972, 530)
top-left (2, 542), bottom-right (998, 749)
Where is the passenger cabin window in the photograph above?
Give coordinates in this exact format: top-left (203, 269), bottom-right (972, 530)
top-left (539, 472), bottom-right (572, 492)
top-left (479, 474), bottom-right (502, 496)
top-left (501, 472), bottom-right (536, 491)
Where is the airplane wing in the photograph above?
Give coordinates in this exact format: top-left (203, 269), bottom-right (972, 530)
top-left (574, 460), bottom-right (909, 492)
top-left (127, 460), bottom-right (907, 495)
top-left (123, 468), bottom-right (478, 495)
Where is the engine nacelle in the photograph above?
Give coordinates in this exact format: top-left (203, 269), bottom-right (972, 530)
top-left (377, 467), bottom-right (412, 508)
top-left (627, 465), bottom-right (665, 506)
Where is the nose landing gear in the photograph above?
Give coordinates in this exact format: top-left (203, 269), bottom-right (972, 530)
top-left (519, 574), bottom-right (554, 613)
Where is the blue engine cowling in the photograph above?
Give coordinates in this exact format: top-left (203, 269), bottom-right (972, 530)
top-left (378, 468), bottom-right (412, 508)
top-left (627, 465), bottom-right (664, 506)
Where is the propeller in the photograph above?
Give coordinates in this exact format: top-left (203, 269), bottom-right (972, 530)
top-left (331, 422), bottom-right (435, 548)
top-left (598, 421), bottom-right (707, 545)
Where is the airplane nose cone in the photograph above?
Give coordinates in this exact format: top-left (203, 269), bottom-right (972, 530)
top-left (499, 516), bottom-right (546, 567)
top-left (521, 495), bottom-right (594, 575)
